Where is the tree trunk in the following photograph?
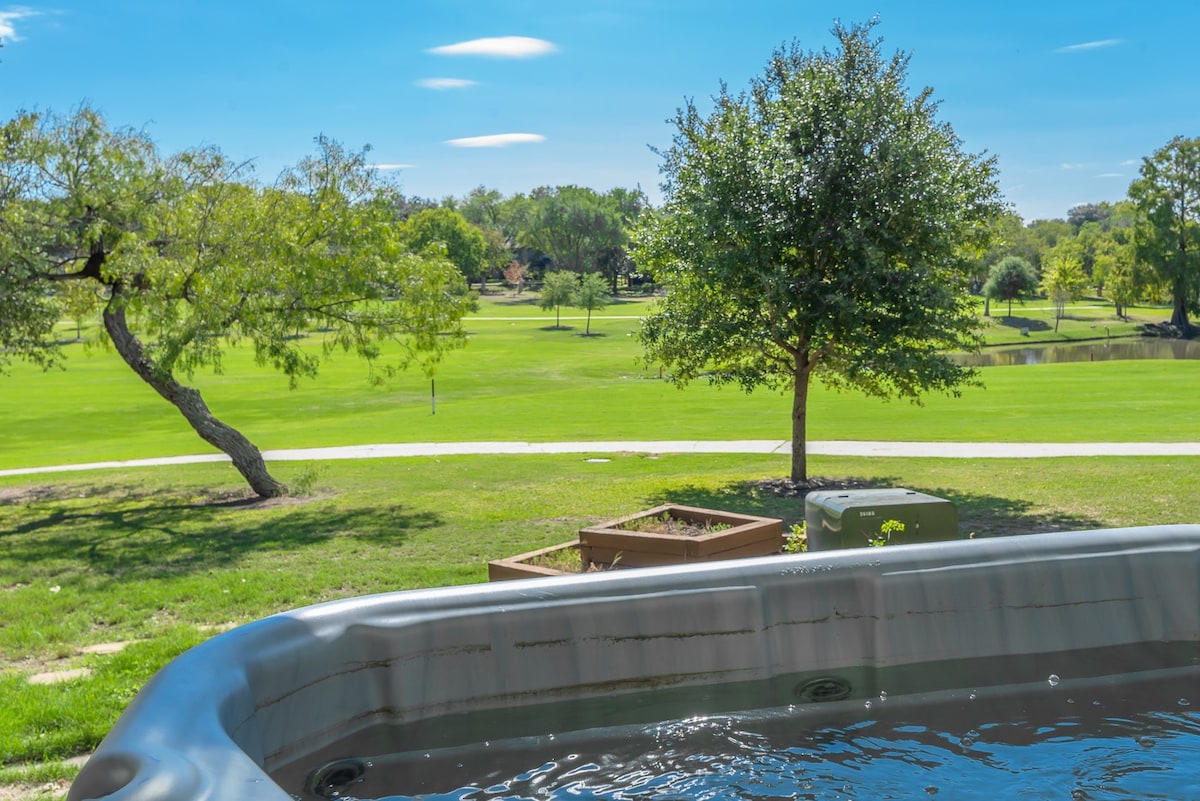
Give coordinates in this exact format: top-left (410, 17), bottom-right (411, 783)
top-left (102, 302), bottom-right (288, 498)
top-left (790, 352), bottom-right (812, 484)
top-left (1170, 280), bottom-right (1192, 334)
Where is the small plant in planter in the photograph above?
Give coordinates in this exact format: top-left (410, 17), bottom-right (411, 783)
top-left (578, 503), bottom-right (783, 567)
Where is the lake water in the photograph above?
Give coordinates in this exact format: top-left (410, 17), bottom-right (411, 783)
top-left (953, 338), bottom-right (1200, 367)
top-left (298, 671), bottom-right (1200, 801)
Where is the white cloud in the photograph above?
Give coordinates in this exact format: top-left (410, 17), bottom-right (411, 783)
top-left (1095, 172), bottom-right (1124, 178)
top-left (446, 133), bottom-right (546, 148)
top-left (0, 7), bottom-right (40, 41)
top-left (428, 36), bottom-right (558, 59)
top-left (416, 78), bottom-right (478, 90)
top-left (371, 163), bottom-right (413, 171)
top-left (1061, 163), bottom-right (1085, 170)
top-left (1121, 159), bottom-right (1139, 166)
top-left (1055, 38), bottom-right (1122, 53)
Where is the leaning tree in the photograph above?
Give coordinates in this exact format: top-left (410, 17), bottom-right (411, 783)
top-left (0, 106), bottom-right (472, 497)
top-left (635, 20), bottom-right (1003, 484)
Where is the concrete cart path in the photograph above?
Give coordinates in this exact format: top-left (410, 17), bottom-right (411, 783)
top-left (3, 440), bottom-right (1200, 478)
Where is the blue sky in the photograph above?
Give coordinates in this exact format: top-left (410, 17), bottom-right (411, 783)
top-left (2, 1), bottom-right (1197, 222)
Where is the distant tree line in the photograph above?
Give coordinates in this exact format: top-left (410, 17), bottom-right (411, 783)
top-left (976, 136), bottom-right (1200, 336)
top-left (394, 184), bottom-right (649, 296)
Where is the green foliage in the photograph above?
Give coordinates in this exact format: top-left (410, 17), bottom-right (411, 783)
top-left (574, 272), bottom-right (611, 335)
top-left (1129, 136), bottom-right (1200, 333)
top-left (0, 105), bottom-right (474, 495)
top-left (399, 206), bottom-right (490, 283)
top-left (784, 522), bottom-right (807, 553)
top-left (868, 518), bottom-right (905, 547)
top-left (982, 256), bottom-right (1038, 318)
top-left (517, 185), bottom-right (645, 287)
top-left (1039, 241), bottom-right (1089, 331)
top-left (538, 270), bottom-right (579, 327)
top-left (635, 19), bottom-right (1004, 481)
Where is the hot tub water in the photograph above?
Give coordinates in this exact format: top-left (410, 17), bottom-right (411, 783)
top-left (289, 668), bottom-right (1200, 801)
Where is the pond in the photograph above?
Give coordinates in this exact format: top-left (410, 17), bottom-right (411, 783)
top-left (953, 338), bottom-right (1200, 367)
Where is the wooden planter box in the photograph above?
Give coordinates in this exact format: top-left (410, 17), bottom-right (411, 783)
top-left (487, 540), bottom-right (618, 582)
top-left (578, 503), bottom-right (783, 568)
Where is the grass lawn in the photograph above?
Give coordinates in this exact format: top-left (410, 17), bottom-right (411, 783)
top-left (1, 290), bottom-right (1197, 794)
top-left (1, 295), bottom-right (1195, 471)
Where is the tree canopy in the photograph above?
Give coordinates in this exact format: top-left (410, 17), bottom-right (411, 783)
top-left (1129, 135), bottom-right (1200, 334)
top-left (635, 20), bottom-right (1003, 483)
top-left (539, 270), bottom-right (578, 328)
top-left (574, 272), bottom-right (611, 335)
top-left (1038, 241), bottom-right (1088, 332)
top-left (399, 206), bottom-right (490, 285)
top-left (0, 105), bottom-right (473, 497)
top-left (983, 256), bottom-right (1037, 318)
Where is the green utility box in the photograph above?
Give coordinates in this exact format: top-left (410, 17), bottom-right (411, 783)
top-left (804, 488), bottom-right (958, 551)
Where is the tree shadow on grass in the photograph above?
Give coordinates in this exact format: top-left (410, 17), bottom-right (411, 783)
top-left (0, 482), bottom-right (441, 580)
top-left (995, 316), bottom-right (1051, 332)
top-left (643, 477), bottom-right (1104, 538)
top-left (490, 295), bottom-right (540, 307)
top-left (539, 324), bottom-right (577, 332)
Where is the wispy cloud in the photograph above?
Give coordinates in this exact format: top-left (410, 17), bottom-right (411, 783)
top-left (1095, 172), bottom-right (1124, 178)
top-left (416, 78), bottom-right (478, 90)
top-left (446, 133), bottom-right (546, 148)
top-left (1061, 163), bottom-right (1085, 170)
top-left (371, 163), bottom-right (413, 171)
top-left (1121, 159), bottom-right (1139, 166)
top-left (429, 36), bottom-right (558, 59)
top-left (1055, 38), bottom-right (1122, 53)
top-left (0, 7), bottom-right (40, 41)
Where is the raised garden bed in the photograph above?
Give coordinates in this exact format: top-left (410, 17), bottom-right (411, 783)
top-left (578, 503), bottom-right (784, 567)
top-left (487, 540), bottom-right (620, 582)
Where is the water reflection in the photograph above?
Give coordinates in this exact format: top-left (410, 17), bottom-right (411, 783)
top-left (953, 338), bottom-right (1200, 367)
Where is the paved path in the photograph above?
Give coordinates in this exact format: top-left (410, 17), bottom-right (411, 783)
top-left (3, 440), bottom-right (1200, 478)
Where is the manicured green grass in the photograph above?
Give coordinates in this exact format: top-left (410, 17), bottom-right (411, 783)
top-left (2, 295), bottom-right (1197, 471)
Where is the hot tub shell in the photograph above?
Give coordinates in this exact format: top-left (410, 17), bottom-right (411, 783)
top-left (68, 525), bottom-right (1200, 801)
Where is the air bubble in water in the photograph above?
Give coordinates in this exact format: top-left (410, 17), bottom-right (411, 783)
top-left (1138, 736), bottom-right (1156, 748)
top-left (879, 691), bottom-right (888, 702)
top-left (969, 691), bottom-right (977, 701)
top-left (864, 700), bottom-right (873, 710)
top-left (1180, 698), bottom-right (1192, 707)
top-left (1048, 674), bottom-right (1061, 687)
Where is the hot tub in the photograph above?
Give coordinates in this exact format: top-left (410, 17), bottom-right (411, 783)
top-left (68, 525), bottom-right (1200, 800)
